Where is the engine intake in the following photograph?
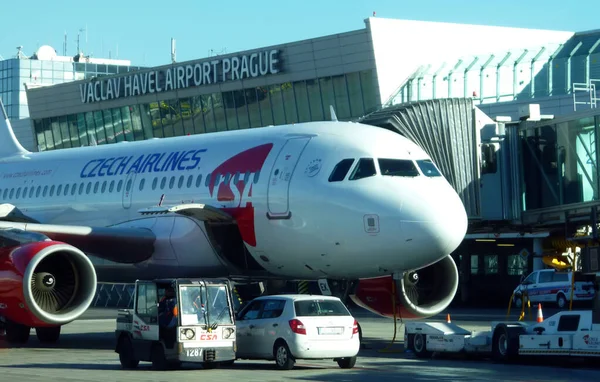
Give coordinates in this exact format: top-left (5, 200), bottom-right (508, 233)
top-left (350, 255), bottom-right (459, 320)
top-left (0, 240), bottom-right (97, 327)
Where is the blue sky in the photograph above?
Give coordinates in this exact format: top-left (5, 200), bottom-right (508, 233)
top-left (1, 0), bottom-right (597, 68)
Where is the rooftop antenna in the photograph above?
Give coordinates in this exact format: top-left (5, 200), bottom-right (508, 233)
top-left (63, 31), bottom-right (67, 55)
top-left (77, 27), bottom-right (86, 54)
top-left (171, 38), bottom-right (176, 63)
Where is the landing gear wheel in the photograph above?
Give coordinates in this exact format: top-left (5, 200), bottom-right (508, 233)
top-left (557, 294), bottom-right (567, 309)
top-left (413, 333), bottom-right (431, 358)
top-left (35, 326), bottom-right (61, 343)
top-left (5, 320), bottom-right (30, 344)
top-left (151, 343), bottom-right (168, 371)
top-left (118, 336), bottom-right (139, 369)
top-left (274, 341), bottom-right (295, 370)
top-left (336, 356), bottom-right (356, 369)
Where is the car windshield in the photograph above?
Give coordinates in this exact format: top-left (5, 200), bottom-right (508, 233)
top-left (294, 299), bottom-right (351, 317)
top-left (179, 285), bottom-right (233, 327)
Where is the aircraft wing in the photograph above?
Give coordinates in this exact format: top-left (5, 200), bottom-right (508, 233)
top-left (0, 203), bottom-right (155, 264)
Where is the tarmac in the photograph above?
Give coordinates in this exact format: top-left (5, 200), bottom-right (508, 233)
top-left (0, 307), bottom-right (598, 382)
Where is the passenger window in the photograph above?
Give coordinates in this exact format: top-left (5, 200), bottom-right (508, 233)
top-left (224, 173), bottom-right (231, 184)
top-left (239, 300), bottom-right (262, 321)
top-left (101, 181), bottom-right (107, 193)
top-left (71, 184), bottom-right (76, 195)
top-left (349, 158), bottom-right (376, 180)
top-left (94, 182), bottom-right (100, 194)
top-left (233, 172), bottom-right (240, 184)
top-left (196, 174), bottom-right (203, 188)
top-left (109, 181), bottom-right (115, 193)
top-left (16, 188), bottom-right (21, 199)
top-left (553, 273), bottom-right (569, 282)
top-left (178, 175), bottom-right (184, 189)
top-left (9, 188), bottom-right (14, 199)
top-left (126, 179), bottom-right (132, 192)
top-left (152, 177), bottom-right (157, 190)
top-left (328, 159), bottom-right (355, 182)
top-left (187, 175), bottom-right (193, 188)
top-left (160, 177), bottom-right (166, 189)
top-left (36, 186), bottom-right (41, 197)
top-left (42, 186), bottom-right (48, 197)
top-left (244, 171), bottom-right (251, 183)
top-left (139, 178), bottom-right (145, 191)
top-left (253, 171), bottom-right (260, 184)
top-left (416, 159), bottom-right (442, 177)
top-left (49, 185), bottom-right (55, 197)
top-left (29, 187), bottom-right (35, 198)
top-left (3, 189), bottom-right (8, 199)
top-left (205, 173), bottom-right (211, 187)
top-left (117, 180), bottom-right (123, 192)
top-left (23, 187), bottom-right (28, 198)
top-left (86, 182), bottom-right (92, 194)
top-left (378, 159), bottom-right (420, 177)
top-left (64, 184), bottom-right (69, 196)
top-left (260, 300), bottom-right (286, 319)
top-left (56, 185), bottom-right (62, 196)
top-left (169, 176), bottom-right (175, 189)
top-left (538, 271), bottom-right (553, 283)
top-left (79, 183), bottom-right (84, 195)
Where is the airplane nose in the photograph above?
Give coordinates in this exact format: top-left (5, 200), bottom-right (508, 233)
top-left (399, 181), bottom-right (468, 265)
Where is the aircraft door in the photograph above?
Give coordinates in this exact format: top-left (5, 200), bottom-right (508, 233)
top-left (267, 137), bottom-right (311, 219)
top-left (122, 170), bottom-right (137, 209)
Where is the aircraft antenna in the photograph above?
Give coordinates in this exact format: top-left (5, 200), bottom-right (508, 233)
top-left (329, 105), bottom-right (338, 122)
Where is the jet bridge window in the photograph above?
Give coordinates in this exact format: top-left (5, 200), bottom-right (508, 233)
top-left (416, 159), bottom-right (442, 177)
top-left (349, 158), bottom-right (376, 180)
top-left (378, 159), bottom-right (420, 177)
top-left (328, 158), bottom-right (355, 182)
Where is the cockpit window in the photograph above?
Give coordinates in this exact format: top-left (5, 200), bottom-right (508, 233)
top-left (416, 159), bottom-right (442, 177)
top-left (349, 158), bottom-right (376, 180)
top-left (328, 158), bottom-right (355, 182)
top-left (378, 159), bottom-right (419, 177)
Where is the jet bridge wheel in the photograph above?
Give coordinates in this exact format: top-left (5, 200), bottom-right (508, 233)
top-left (491, 324), bottom-right (523, 363)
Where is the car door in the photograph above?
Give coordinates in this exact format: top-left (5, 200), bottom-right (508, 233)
top-left (536, 270), bottom-right (554, 302)
top-left (235, 300), bottom-right (264, 358)
top-left (255, 299), bottom-right (287, 357)
top-left (132, 282), bottom-right (159, 341)
top-left (521, 271), bottom-right (539, 303)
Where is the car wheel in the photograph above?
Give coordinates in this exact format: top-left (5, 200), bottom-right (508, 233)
top-left (412, 333), bottom-right (431, 358)
top-left (274, 341), bottom-right (295, 370)
top-left (513, 295), bottom-right (522, 309)
top-left (118, 336), bottom-right (139, 369)
top-left (151, 343), bottom-right (168, 371)
top-left (557, 294), bottom-right (567, 309)
top-left (336, 356), bottom-right (356, 369)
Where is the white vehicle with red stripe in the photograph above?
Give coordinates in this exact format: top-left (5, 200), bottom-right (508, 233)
top-left (235, 294), bottom-right (360, 370)
top-left (512, 269), bottom-right (596, 309)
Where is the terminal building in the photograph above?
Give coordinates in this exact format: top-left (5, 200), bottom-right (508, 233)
top-left (15, 17), bottom-right (600, 308)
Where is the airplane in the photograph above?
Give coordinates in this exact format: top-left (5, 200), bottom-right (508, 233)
top-left (0, 99), bottom-right (468, 344)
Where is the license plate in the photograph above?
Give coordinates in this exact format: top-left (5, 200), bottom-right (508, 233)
top-left (318, 327), bottom-right (343, 335)
top-left (185, 348), bottom-right (202, 357)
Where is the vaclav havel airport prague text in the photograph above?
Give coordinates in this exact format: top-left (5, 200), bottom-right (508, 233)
top-left (79, 49), bottom-right (281, 104)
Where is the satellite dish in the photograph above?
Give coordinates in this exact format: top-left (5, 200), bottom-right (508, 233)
top-left (36, 45), bottom-right (57, 61)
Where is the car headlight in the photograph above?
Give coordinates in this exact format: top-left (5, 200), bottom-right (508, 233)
top-left (180, 328), bottom-right (195, 340)
top-left (223, 327), bottom-right (235, 339)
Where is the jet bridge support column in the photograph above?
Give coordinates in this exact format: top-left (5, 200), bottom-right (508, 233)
top-left (593, 275), bottom-right (600, 324)
top-left (533, 238), bottom-right (544, 271)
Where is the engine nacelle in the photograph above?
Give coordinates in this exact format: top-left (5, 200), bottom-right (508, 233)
top-left (0, 240), bottom-right (97, 327)
top-left (350, 255), bottom-right (459, 320)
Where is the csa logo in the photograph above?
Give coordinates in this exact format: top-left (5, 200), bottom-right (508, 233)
top-left (305, 159), bottom-right (322, 177)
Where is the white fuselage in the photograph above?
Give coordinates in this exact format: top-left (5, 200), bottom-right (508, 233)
top-left (0, 121), bottom-right (468, 281)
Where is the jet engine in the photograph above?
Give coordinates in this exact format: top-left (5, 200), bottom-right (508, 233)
top-left (349, 255), bottom-right (459, 320)
top-left (0, 238), bottom-right (97, 330)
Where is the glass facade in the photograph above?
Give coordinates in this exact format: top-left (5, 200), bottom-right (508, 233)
top-left (521, 115), bottom-right (600, 210)
top-left (0, 57), bottom-right (142, 119)
top-left (33, 70), bottom-right (379, 151)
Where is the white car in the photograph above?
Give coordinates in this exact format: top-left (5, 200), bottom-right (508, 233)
top-left (234, 294), bottom-right (360, 370)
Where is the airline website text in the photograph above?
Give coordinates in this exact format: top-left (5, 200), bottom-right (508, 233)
top-left (80, 149), bottom-right (207, 178)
